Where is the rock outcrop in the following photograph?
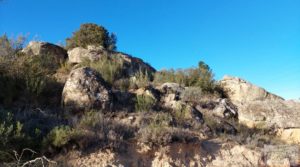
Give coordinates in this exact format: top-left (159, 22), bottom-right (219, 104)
top-left (67, 45), bottom-right (156, 77)
top-left (220, 75), bottom-right (300, 145)
top-left (67, 45), bottom-right (107, 64)
top-left (22, 41), bottom-right (67, 64)
top-left (220, 75), bottom-right (284, 102)
top-left (62, 67), bottom-right (112, 112)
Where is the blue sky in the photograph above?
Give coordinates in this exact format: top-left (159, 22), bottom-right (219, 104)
top-left (0, 0), bottom-right (299, 99)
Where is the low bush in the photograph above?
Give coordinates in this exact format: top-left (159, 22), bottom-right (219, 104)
top-left (0, 35), bottom-right (63, 107)
top-left (43, 125), bottom-right (73, 148)
top-left (80, 55), bottom-right (124, 85)
top-left (153, 61), bottom-right (220, 95)
top-left (0, 111), bottom-right (29, 162)
top-left (173, 105), bottom-right (191, 124)
top-left (135, 94), bottom-right (156, 112)
top-left (131, 69), bottom-right (151, 88)
top-left (138, 112), bottom-right (196, 147)
top-left (43, 111), bottom-right (134, 152)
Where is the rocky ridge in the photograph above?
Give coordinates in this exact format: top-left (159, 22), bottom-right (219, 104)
top-left (15, 41), bottom-right (300, 166)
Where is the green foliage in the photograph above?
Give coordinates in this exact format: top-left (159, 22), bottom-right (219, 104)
top-left (154, 61), bottom-right (217, 93)
top-left (135, 94), bottom-right (156, 112)
top-left (0, 111), bottom-right (29, 162)
top-left (0, 34), bottom-right (25, 58)
top-left (113, 78), bottom-right (132, 91)
top-left (0, 35), bottom-right (63, 106)
top-left (66, 23), bottom-right (117, 50)
top-left (78, 111), bottom-right (104, 128)
top-left (138, 112), bottom-right (195, 147)
top-left (80, 55), bottom-right (124, 85)
top-left (173, 105), bottom-right (192, 125)
top-left (0, 55), bottom-right (57, 106)
top-left (0, 112), bottom-right (24, 148)
top-left (43, 125), bottom-right (73, 148)
top-left (132, 69), bottom-right (151, 88)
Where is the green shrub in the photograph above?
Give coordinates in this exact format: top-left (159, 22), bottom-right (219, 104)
top-left (0, 55), bottom-right (59, 106)
top-left (135, 94), bottom-right (156, 112)
top-left (113, 79), bottom-right (131, 91)
top-left (153, 61), bottom-right (217, 94)
top-left (173, 105), bottom-right (192, 125)
top-left (66, 23), bottom-right (117, 50)
top-left (0, 111), bottom-right (29, 162)
top-left (0, 112), bottom-right (24, 148)
top-left (80, 55), bottom-right (124, 85)
top-left (131, 69), bottom-right (151, 88)
top-left (0, 35), bottom-right (63, 106)
top-left (138, 113), bottom-right (196, 147)
top-left (43, 125), bottom-right (73, 148)
top-left (42, 112), bottom-right (134, 152)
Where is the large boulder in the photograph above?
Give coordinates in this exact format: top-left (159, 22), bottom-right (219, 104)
top-left (220, 76), bottom-right (300, 145)
top-left (67, 45), bottom-right (107, 64)
top-left (22, 41), bottom-right (67, 64)
top-left (67, 45), bottom-right (156, 77)
top-left (62, 67), bottom-right (112, 112)
top-left (220, 75), bottom-right (284, 102)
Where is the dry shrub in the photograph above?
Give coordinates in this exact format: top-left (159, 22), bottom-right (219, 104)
top-left (138, 112), bottom-right (197, 147)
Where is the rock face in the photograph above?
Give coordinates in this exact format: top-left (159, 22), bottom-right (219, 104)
top-left (220, 75), bottom-right (284, 102)
top-left (220, 75), bottom-right (300, 145)
top-left (67, 45), bottom-right (156, 77)
top-left (67, 45), bottom-right (107, 64)
top-left (62, 67), bottom-right (112, 112)
top-left (22, 41), bottom-right (67, 63)
top-left (157, 83), bottom-right (185, 109)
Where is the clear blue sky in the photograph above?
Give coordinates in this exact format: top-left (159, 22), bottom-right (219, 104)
top-left (0, 0), bottom-right (299, 99)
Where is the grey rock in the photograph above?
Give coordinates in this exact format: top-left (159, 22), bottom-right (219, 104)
top-left (62, 67), bottom-right (112, 113)
top-left (22, 41), bottom-right (67, 64)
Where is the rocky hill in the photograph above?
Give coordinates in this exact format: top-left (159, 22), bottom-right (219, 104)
top-left (0, 40), bottom-right (299, 167)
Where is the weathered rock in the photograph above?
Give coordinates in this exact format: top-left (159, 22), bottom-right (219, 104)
top-left (67, 45), bottom-right (156, 77)
top-left (219, 76), bottom-right (300, 144)
top-left (237, 100), bottom-right (300, 129)
top-left (158, 83), bottom-right (186, 110)
top-left (220, 75), bottom-right (284, 102)
top-left (22, 41), bottom-right (67, 64)
top-left (134, 86), bottom-right (160, 101)
top-left (115, 52), bottom-right (156, 77)
top-left (158, 82), bottom-right (185, 95)
top-left (207, 98), bottom-right (238, 119)
top-left (67, 45), bottom-right (107, 64)
top-left (62, 67), bottom-right (112, 112)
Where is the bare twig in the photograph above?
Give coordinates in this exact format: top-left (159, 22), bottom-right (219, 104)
top-left (21, 156), bottom-right (57, 167)
top-left (6, 148), bottom-right (57, 167)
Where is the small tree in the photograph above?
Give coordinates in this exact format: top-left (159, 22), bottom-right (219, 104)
top-left (197, 61), bottom-right (215, 92)
top-left (66, 23), bottom-right (117, 50)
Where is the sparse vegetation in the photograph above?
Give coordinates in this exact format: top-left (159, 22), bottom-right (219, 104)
top-left (154, 61), bottom-right (218, 94)
top-left (0, 25), bottom-right (294, 166)
top-left (80, 55), bottom-right (124, 85)
top-left (138, 112), bottom-right (197, 147)
top-left (135, 94), bottom-right (156, 112)
top-left (132, 69), bottom-right (151, 88)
